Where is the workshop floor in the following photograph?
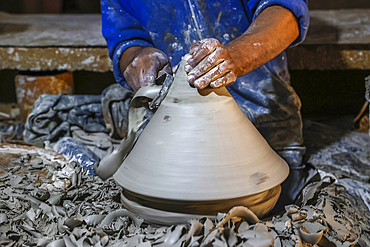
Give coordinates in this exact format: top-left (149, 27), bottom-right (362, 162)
top-left (0, 115), bottom-right (369, 246)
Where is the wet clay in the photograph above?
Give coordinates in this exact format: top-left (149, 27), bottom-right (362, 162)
top-left (95, 84), bottom-right (163, 180)
top-left (113, 54), bottom-right (289, 221)
top-left (121, 185), bottom-right (280, 225)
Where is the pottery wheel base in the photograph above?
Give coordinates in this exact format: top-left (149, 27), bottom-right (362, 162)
top-left (121, 185), bottom-right (281, 225)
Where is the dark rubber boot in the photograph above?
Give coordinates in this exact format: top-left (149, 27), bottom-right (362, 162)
top-left (266, 147), bottom-right (320, 217)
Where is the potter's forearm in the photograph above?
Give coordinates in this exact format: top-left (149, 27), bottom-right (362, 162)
top-left (225, 6), bottom-right (299, 77)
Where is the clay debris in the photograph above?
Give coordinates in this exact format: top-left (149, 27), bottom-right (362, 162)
top-left (270, 177), bottom-right (370, 246)
top-left (0, 153), bottom-right (369, 246)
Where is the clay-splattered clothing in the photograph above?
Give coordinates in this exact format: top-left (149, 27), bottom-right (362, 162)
top-left (101, 0), bottom-right (309, 160)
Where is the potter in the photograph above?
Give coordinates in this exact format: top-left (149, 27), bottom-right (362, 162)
top-left (101, 0), bottom-right (314, 219)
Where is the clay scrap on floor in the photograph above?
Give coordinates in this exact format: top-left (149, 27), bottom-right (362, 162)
top-left (0, 145), bottom-right (369, 247)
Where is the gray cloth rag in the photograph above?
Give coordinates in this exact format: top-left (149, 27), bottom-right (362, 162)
top-left (24, 84), bottom-right (133, 145)
top-left (24, 85), bottom-right (133, 167)
top-left (24, 94), bottom-right (107, 145)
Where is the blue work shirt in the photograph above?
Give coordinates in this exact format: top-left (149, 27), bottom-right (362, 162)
top-left (101, 0), bottom-right (309, 152)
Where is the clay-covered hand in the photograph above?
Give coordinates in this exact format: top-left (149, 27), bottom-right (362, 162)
top-left (185, 38), bottom-right (238, 89)
top-left (120, 47), bottom-right (172, 91)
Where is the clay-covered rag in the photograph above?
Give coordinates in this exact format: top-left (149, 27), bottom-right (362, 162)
top-left (102, 84), bottom-right (133, 139)
top-left (24, 94), bottom-right (107, 144)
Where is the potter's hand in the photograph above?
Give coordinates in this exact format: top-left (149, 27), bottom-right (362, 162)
top-left (185, 7), bottom-right (300, 90)
top-left (120, 46), bottom-right (172, 92)
top-left (185, 38), bottom-right (238, 89)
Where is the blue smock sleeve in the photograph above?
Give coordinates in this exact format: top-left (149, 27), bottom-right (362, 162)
top-left (245, 0), bottom-right (309, 47)
top-left (101, 0), bottom-right (153, 87)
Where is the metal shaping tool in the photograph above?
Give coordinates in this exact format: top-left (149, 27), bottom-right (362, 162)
top-left (94, 73), bottom-right (174, 180)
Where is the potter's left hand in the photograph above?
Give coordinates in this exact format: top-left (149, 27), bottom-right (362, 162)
top-left (185, 38), bottom-right (238, 89)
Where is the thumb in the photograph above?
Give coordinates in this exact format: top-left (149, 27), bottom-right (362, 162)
top-left (157, 63), bottom-right (173, 78)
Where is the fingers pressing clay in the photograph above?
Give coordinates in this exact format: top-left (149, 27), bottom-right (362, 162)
top-left (210, 71), bottom-right (237, 88)
top-left (187, 38), bottom-right (220, 68)
top-left (186, 38), bottom-right (238, 89)
top-left (188, 47), bottom-right (226, 83)
top-left (191, 60), bottom-right (233, 89)
top-left (189, 41), bottom-right (201, 55)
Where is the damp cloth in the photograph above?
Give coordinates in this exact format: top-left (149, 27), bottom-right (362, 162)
top-left (24, 94), bottom-right (107, 144)
top-left (23, 85), bottom-right (132, 171)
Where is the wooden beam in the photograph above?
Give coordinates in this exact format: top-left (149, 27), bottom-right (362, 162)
top-left (2, 10), bottom-right (370, 71)
top-left (0, 47), bottom-right (112, 72)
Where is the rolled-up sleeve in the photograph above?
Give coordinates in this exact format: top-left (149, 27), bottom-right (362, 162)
top-left (101, 0), bottom-right (153, 86)
top-left (245, 0), bottom-right (309, 47)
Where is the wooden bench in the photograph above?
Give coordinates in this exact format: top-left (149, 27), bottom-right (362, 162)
top-left (0, 13), bottom-right (111, 72)
top-left (1, 9), bottom-right (370, 72)
top-left (287, 9), bottom-right (370, 70)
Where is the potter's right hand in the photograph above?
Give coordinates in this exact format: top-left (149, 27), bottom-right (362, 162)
top-left (120, 46), bottom-right (172, 92)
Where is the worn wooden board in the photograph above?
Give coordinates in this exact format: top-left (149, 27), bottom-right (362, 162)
top-left (286, 44), bottom-right (370, 70)
top-left (0, 47), bottom-right (112, 72)
top-left (0, 13), bottom-right (106, 47)
top-left (305, 9), bottom-right (370, 45)
top-left (1, 10), bottom-right (370, 71)
top-left (0, 13), bottom-right (110, 71)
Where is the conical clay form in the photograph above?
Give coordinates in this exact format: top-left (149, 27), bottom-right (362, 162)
top-left (114, 55), bottom-right (289, 220)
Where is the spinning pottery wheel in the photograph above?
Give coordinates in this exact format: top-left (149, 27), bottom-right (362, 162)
top-left (109, 55), bottom-right (289, 225)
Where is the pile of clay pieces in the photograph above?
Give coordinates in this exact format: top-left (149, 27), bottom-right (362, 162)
top-left (0, 147), bottom-right (369, 247)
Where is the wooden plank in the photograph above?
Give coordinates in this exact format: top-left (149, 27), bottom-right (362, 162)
top-left (0, 47), bottom-right (112, 72)
top-left (288, 9), bottom-right (370, 70)
top-left (1, 10), bottom-right (370, 47)
top-left (1, 10), bottom-right (370, 71)
top-left (0, 13), bottom-right (106, 47)
top-left (287, 44), bottom-right (370, 70)
top-left (305, 9), bottom-right (370, 45)
top-left (0, 13), bottom-right (112, 72)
